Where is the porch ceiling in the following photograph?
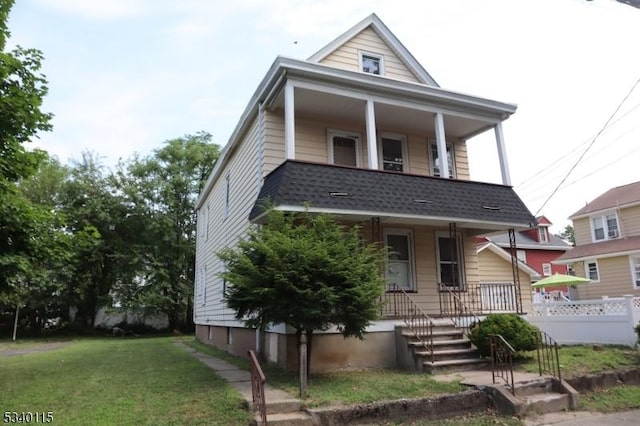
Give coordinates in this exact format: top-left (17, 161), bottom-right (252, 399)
top-left (271, 86), bottom-right (496, 140)
top-left (249, 160), bottom-right (537, 233)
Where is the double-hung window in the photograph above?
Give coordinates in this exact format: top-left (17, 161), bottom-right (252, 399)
top-left (379, 134), bottom-right (407, 172)
top-left (328, 130), bottom-right (361, 167)
top-left (631, 256), bottom-right (640, 288)
top-left (429, 141), bottom-right (455, 178)
top-left (538, 227), bottom-right (549, 242)
top-left (585, 260), bottom-right (599, 282)
top-left (436, 231), bottom-right (465, 290)
top-left (384, 229), bottom-right (414, 291)
top-left (542, 263), bottom-right (552, 276)
top-left (591, 212), bottom-right (619, 241)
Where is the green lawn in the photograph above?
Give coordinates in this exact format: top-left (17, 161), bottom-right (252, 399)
top-left (516, 345), bottom-right (640, 377)
top-left (0, 337), bottom-right (251, 425)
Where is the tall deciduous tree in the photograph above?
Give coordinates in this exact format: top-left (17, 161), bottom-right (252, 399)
top-left (114, 132), bottom-right (219, 331)
top-left (218, 209), bottom-right (387, 374)
top-left (0, 0), bottom-right (52, 296)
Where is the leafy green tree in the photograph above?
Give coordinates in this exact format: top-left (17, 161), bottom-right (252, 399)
top-left (218, 209), bottom-right (387, 374)
top-left (0, 0), bottom-right (53, 294)
top-left (113, 133), bottom-right (219, 330)
top-left (556, 224), bottom-right (575, 246)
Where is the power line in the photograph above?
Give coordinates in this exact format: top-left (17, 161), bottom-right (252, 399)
top-left (534, 75), bottom-right (640, 217)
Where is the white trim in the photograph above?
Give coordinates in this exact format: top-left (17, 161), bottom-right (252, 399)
top-left (254, 204), bottom-right (534, 230)
top-left (284, 81), bottom-right (295, 160)
top-left (359, 50), bottom-right (385, 75)
top-left (494, 122), bottom-right (512, 186)
top-left (434, 113), bottom-right (450, 179)
top-left (542, 263), bottom-right (552, 276)
top-left (327, 129), bottom-right (362, 167)
top-left (365, 99), bottom-right (378, 169)
top-left (383, 228), bottom-right (416, 291)
top-left (554, 249), bottom-right (640, 264)
top-left (585, 259), bottom-right (600, 282)
top-left (377, 132), bottom-right (408, 172)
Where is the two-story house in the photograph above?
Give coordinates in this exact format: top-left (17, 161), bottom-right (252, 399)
top-left (554, 181), bottom-right (640, 300)
top-left (194, 14), bottom-right (536, 372)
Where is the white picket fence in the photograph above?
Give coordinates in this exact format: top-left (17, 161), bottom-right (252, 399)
top-left (527, 295), bottom-right (640, 347)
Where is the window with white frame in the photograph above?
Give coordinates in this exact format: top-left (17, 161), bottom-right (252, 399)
top-left (542, 263), bottom-right (552, 276)
top-left (223, 174), bottom-right (230, 219)
top-left (538, 226), bottom-right (549, 242)
top-left (202, 266), bottom-right (207, 306)
top-left (379, 134), bottom-right (407, 172)
top-left (384, 229), bottom-right (414, 291)
top-left (429, 141), bottom-right (455, 178)
top-left (327, 130), bottom-right (361, 167)
top-left (591, 212), bottom-right (619, 241)
top-left (631, 256), bottom-right (640, 288)
top-left (585, 260), bottom-right (599, 282)
top-left (516, 250), bottom-right (527, 263)
top-left (359, 51), bottom-right (383, 75)
top-left (436, 231), bottom-right (465, 290)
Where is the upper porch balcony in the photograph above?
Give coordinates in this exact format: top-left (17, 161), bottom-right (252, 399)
top-left (260, 57), bottom-right (516, 185)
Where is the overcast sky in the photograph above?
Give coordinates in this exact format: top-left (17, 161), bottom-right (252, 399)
top-left (7, 0), bottom-right (640, 232)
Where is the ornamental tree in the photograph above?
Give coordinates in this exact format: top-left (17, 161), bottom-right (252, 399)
top-left (218, 208), bottom-right (387, 374)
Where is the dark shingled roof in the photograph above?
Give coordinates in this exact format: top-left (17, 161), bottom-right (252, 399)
top-left (249, 160), bottom-right (536, 228)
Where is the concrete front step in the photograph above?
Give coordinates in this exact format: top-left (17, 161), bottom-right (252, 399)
top-left (415, 348), bottom-right (480, 362)
top-left (254, 411), bottom-right (313, 426)
top-left (266, 398), bottom-right (303, 414)
top-left (402, 330), bottom-right (465, 341)
top-left (409, 338), bottom-right (472, 352)
top-left (514, 378), bottom-right (555, 397)
top-left (522, 392), bottom-right (570, 415)
top-left (423, 358), bottom-right (488, 374)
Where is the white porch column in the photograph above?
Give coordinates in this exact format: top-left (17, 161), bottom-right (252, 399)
top-left (494, 122), bottom-right (512, 186)
top-left (284, 81), bottom-right (295, 160)
top-left (434, 112), bottom-right (450, 178)
top-left (365, 99), bottom-right (378, 169)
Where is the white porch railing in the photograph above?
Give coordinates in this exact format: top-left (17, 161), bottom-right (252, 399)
top-left (527, 295), bottom-right (640, 347)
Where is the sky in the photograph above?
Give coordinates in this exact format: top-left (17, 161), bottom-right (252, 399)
top-left (7, 0), bottom-right (640, 233)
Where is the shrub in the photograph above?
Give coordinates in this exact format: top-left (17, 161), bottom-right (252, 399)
top-left (635, 322), bottom-right (640, 344)
top-left (468, 313), bottom-right (539, 357)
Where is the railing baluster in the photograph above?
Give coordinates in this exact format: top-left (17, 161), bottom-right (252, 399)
top-left (489, 334), bottom-right (516, 395)
top-left (248, 350), bottom-right (267, 425)
top-left (534, 330), bottom-right (562, 382)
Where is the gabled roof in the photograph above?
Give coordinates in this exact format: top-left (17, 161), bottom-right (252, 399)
top-left (570, 181), bottom-right (640, 219)
top-left (554, 235), bottom-right (640, 263)
top-left (477, 242), bottom-right (541, 279)
top-left (249, 160), bottom-right (536, 231)
top-left (307, 13), bottom-right (439, 86)
top-left (486, 230), bottom-right (572, 251)
top-left (536, 215), bottom-right (552, 226)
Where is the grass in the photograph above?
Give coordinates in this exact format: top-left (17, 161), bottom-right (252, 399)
top-left (0, 336), bottom-right (251, 425)
top-left (179, 336), bottom-right (464, 407)
top-left (516, 345), bottom-right (640, 377)
top-left (580, 385), bottom-right (640, 412)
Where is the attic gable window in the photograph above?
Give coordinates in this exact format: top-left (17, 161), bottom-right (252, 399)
top-left (359, 51), bottom-right (384, 75)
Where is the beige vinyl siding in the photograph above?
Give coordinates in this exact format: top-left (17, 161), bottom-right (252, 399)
top-left (572, 217), bottom-right (592, 246)
top-left (477, 248), bottom-right (533, 311)
top-left (453, 141), bottom-right (470, 180)
top-left (263, 110), bottom-right (285, 176)
top-left (573, 256), bottom-right (640, 299)
top-left (620, 205), bottom-right (640, 237)
top-left (319, 27), bottom-right (421, 83)
top-left (194, 116), bottom-right (262, 324)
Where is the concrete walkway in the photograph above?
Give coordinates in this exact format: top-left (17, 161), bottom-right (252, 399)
top-left (431, 367), bottom-right (547, 387)
top-left (174, 342), bottom-right (303, 418)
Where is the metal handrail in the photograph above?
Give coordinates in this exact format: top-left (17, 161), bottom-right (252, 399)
top-left (439, 284), bottom-right (481, 329)
top-left (489, 334), bottom-right (516, 394)
top-left (248, 350), bottom-right (267, 425)
top-left (535, 330), bottom-right (562, 382)
top-left (383, 284), bottom-right (436, 363)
